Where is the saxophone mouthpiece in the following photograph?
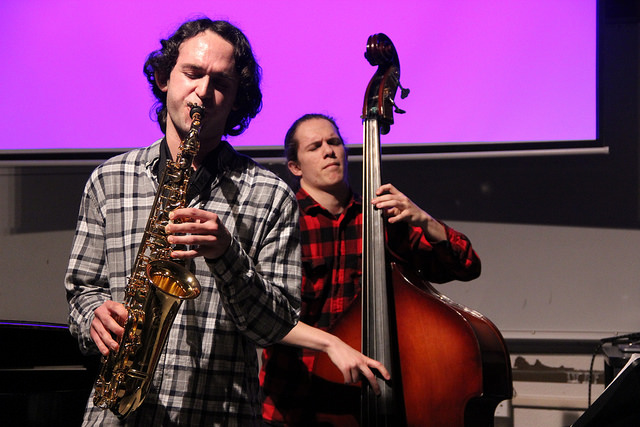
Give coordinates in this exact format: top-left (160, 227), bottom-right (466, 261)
top-left (188, 103), bottom-right (205, 119)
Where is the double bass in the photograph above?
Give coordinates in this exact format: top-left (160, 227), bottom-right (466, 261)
top-left (312, 34), bottom-right (513, 426)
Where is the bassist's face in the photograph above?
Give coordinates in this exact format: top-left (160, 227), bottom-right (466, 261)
top-left (288, 118), bottom-right (349, 195)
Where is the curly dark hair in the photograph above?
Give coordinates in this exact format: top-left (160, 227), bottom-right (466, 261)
top-left (143, 17), bottom-right (262, 137)
top-left (284, 113), bottom-right (344, 163)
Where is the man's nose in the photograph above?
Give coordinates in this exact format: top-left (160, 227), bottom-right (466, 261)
top-left (322, 142), bottom-right (336, 157)
top-left (196, 76), bottom-right (212, 100)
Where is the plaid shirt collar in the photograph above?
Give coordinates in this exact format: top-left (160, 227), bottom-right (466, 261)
top-left (149, 138), bottom-right (242, 203)
top-left (296, 186), bottom-right (362, 218)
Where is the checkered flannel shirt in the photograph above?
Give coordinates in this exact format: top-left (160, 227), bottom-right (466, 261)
top-left (65, 139), bottom-right (301, 426)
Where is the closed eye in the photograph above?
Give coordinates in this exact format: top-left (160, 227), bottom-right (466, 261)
top-left (308, 142), bottom-right (322, 151)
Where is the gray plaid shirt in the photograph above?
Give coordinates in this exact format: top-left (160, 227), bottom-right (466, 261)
top-left (65, 139), bottom-right (301, 426)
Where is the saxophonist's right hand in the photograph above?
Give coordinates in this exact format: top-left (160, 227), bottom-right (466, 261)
top-left (166, 208), bottom-right (232, 260)
top-left (91, 301), bottom-right (128, 356)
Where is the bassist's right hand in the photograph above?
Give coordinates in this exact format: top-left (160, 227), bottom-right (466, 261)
top-left (91, 301), bottom-right (127, 356)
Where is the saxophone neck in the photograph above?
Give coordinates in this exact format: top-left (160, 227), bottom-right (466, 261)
top-left (175, 103), bottom-right (206, 168)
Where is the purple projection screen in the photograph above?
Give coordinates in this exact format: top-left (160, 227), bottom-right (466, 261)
top-left (0, 0), bottom-right (596, 153)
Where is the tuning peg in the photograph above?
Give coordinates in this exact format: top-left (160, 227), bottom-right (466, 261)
top-left (396, 79), bottom-right (410, 99)
top-left (390, 73), bottom-right (410, 99)
top-left (399, 85), bottom-right (410, 99)
top-left (389, 98), bottom-right (406, 114)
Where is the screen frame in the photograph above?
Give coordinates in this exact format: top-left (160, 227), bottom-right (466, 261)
top-left (0, 0), bottom-right (604, 165)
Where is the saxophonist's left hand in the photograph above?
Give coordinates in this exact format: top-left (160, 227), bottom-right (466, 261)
top-left (166, 207), bottom-right (232, 260)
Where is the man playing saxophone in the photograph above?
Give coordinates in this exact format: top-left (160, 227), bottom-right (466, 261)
top-left (65, 17), bottom-right (301, 425)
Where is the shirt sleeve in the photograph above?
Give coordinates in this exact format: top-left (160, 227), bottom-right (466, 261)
top-left (64, 176), bottom-right (110, 355)
top-left (386, 221), bottom-right (481, 284)
top-left (206, 183), bottom-right (301, 347)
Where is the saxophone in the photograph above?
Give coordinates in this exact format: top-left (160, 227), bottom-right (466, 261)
top-left (93, 104), bottom-right (205, 419)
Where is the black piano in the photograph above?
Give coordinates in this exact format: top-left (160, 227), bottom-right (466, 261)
top-left (0, 321), bottom-right (99, 427)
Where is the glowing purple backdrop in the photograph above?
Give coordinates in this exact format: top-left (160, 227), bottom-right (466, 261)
top-left (0, 0), bottom-right (596, 152)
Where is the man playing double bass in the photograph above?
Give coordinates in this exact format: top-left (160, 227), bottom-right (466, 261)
top-left (260, 113), bottom-right (482, 426)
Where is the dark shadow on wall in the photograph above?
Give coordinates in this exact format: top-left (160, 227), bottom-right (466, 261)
top-left (10, 165), bottom-right (96, 234)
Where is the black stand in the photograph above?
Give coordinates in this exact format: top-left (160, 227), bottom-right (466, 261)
top-left (572, 354), bottom-right (640, 427)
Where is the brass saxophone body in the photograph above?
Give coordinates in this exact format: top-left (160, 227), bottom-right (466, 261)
top-left (93, 104), bottom-right (205, 419)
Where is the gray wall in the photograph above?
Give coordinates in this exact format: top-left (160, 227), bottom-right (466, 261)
top-left (0, 164), bottom-right (94, 324)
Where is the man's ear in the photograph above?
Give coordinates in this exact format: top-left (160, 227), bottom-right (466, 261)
top-left (155, 71), bottom-right (168, 92)
top-left (287, 160), bottom-right (302, 177)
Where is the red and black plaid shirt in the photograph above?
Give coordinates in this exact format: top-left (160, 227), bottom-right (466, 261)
top-left (260, 187), bottom-right (481, 424)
